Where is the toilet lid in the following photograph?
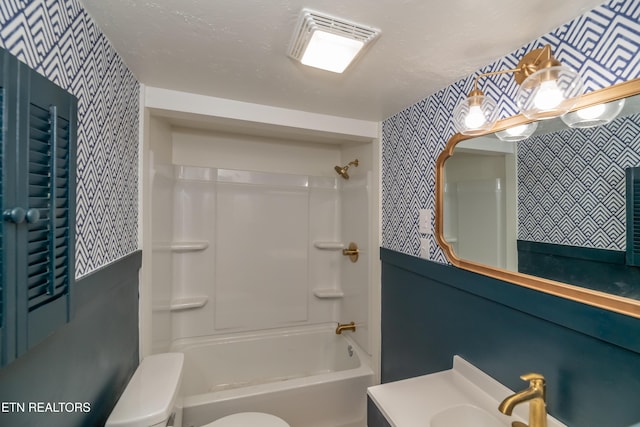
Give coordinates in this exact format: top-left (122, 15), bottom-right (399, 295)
top-left (204, 412), bottom-right (290, 427)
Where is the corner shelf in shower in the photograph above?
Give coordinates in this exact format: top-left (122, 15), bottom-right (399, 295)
top-left (313, 241), bottom-right (345, 250)
top-left (313, 288), bottom-right (344, 299)
top-left (170, 296), bottom-right (209, 312)
top-left (170, 241), bottom-right (209, 252)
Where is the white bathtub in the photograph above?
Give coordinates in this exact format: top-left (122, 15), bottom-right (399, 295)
top-left (170, 325), bottom-right (375, 427)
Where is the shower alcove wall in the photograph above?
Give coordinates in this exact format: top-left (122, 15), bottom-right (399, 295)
top-left (140, 87), bottom-right (381, 376)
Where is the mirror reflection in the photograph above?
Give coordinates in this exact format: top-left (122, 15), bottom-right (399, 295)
top-left (441, 88), bottom-right (640, 301)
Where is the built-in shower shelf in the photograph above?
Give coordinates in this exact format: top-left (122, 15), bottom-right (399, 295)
top-left (313, 288), bottom-right (344, 299)
top-left (170, 241), bottom-right (209, 252)
top-left (170, 296), bottom-right (209, 311)
top-left (313, 241), bottom-right (345, 250)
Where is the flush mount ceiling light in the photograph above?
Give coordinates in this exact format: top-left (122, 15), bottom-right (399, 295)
top-left (288, 9), bottom-right (380, 73)
top-left (561, 98), bottom-right (626, 128)
top-left (453, 45), bottom-right (584, 135)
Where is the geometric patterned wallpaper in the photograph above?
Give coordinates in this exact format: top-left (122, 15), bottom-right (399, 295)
top-left (382, 0), bottom-right (640, 262)
top-left (0, 0), bottom-right (140, 277)
top-left (518, 113), bottom-right (640, 251)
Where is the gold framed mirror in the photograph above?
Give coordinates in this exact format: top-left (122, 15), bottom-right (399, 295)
top-left (435, 78), bottom-right (640, 318)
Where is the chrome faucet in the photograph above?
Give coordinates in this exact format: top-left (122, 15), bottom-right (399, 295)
top-left (498, 373), bottom-right (547, 427)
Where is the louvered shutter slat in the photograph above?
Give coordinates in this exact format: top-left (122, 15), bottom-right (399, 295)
top-left (626, 167), bottom-right (640, 266)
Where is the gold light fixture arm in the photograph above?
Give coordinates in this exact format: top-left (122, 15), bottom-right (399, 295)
top-left (470, 67), bottom-right (521, 96)
top-left (467, 45), bottom-right (559, 97)
top-left (513, 44), bottom-right (561, 84)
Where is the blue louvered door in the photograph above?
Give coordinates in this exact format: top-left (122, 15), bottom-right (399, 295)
top-left (0, 49), bottom-right (77, 366)
top-left (0, 49), bottom-right (6, 363)
top-left (15, 62), bottom-right (77, 355)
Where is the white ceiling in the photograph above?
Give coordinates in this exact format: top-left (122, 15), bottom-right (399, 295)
top-left (79, 0), bottom-right (604, 122)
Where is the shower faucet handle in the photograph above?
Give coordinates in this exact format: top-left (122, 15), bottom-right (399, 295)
top-left (342, 242), bottom-right (359, 263)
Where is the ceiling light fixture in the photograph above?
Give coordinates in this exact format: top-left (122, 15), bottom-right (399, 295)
top-left (288, 9), bottom-right (380, 74)
top-left (453, 45), bottom-right (584, 135)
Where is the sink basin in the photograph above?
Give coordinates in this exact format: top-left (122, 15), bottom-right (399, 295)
top-left (367, 356), bottom-right (566, 427)
top-left (430, 404), bottom-right (507, 427)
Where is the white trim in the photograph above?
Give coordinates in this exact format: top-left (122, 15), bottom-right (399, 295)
top-left (145, 86), bottom-right (379, 141)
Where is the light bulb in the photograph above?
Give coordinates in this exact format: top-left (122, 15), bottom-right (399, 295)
top-left (464, 105), bottom-right (487, 129)
top-left (534, 80), bottom-right (564, 111)
top-left (505, 124), bottom-right (529, 136)
top-left (576, 103), bottom-right (606, 120)
top-left (453, 94), bottom-right (498, 135)
top-left (495, 121), bottom-right (538, 142)
top-left (301, 30), bottom-right (364, 73)
top-left (560, 98), bottom-right (625, 128)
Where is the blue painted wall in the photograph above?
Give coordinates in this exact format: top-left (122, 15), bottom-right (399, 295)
top-left (0, 252), bottom-right (141, 427)
top-left (380, 248), bottom-right (640, 427)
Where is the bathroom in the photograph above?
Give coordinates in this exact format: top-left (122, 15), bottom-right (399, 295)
top-left (0, 1), bottom-right (640, 427)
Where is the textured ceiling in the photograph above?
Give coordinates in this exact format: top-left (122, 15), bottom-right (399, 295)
top-left (79, 0), bottom-right (605, 121)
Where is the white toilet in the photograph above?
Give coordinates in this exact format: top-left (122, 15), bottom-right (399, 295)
top-left (105, 353), bottom-right (290, 427)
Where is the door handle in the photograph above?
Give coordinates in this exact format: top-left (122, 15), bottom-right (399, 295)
top-left (4, 207), bottom-right (40, 224)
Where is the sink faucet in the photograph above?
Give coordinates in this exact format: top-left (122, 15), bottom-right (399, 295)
top-left (498, 373), bottom-right (547, 427)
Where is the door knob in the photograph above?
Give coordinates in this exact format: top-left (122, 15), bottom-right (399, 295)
top-left (3, 207), bottom-right (41, 224)
top-left (25, 208), bottom-right (40, 223)
top-left (4, 207), bottom-right (26, 224)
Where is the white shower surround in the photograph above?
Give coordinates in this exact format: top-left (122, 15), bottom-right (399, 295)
top-left (170, 165), bottom-right (369, 340)
top-left (142, 87), bottom-right (381, 426)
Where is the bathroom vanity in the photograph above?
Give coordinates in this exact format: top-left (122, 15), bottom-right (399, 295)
top-left (367, 356), bottom-right (566, 427)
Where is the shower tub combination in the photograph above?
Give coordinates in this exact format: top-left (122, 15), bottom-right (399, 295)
top-left (172, 325), bottom-right (375, 427)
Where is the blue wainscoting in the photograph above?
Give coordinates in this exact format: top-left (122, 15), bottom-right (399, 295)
top-left (518, 240), bottom-right (640, 300)
top-left (0, 251), bottom-right (141, 427)
top-left (379, 248), bottom-right (640, 427)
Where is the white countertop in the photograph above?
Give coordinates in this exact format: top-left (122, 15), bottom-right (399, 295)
top-left (367, 356), bottom-right (566, 427)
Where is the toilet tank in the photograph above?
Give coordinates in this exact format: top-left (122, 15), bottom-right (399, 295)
top-left (106, 353), bottom-right (184, 427)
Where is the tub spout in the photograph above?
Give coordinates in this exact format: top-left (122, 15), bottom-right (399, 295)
top-left (498, 373), bottom-right (547, 427)
top-left (336, 322), bottom-right (356, 334)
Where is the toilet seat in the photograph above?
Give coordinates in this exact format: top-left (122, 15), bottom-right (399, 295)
top-left (204, 412), bottom-right (290, 427)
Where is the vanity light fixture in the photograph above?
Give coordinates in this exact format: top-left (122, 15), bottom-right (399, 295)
top-left (561, 98), bottom-right (626, 128)
top-left (495, 122), bottom-right (538, 142)
top-left (453, 45), bottom-right (584, 135)
top-left (288, 9), bottom-right (380, 73)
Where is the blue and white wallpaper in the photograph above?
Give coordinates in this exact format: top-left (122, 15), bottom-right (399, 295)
top-left (0, 0), bottom-right (140, 277)
top-left (382, 0), bottom-right (640, 261)
top-left (518, 113), bottom-right (640, 251)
